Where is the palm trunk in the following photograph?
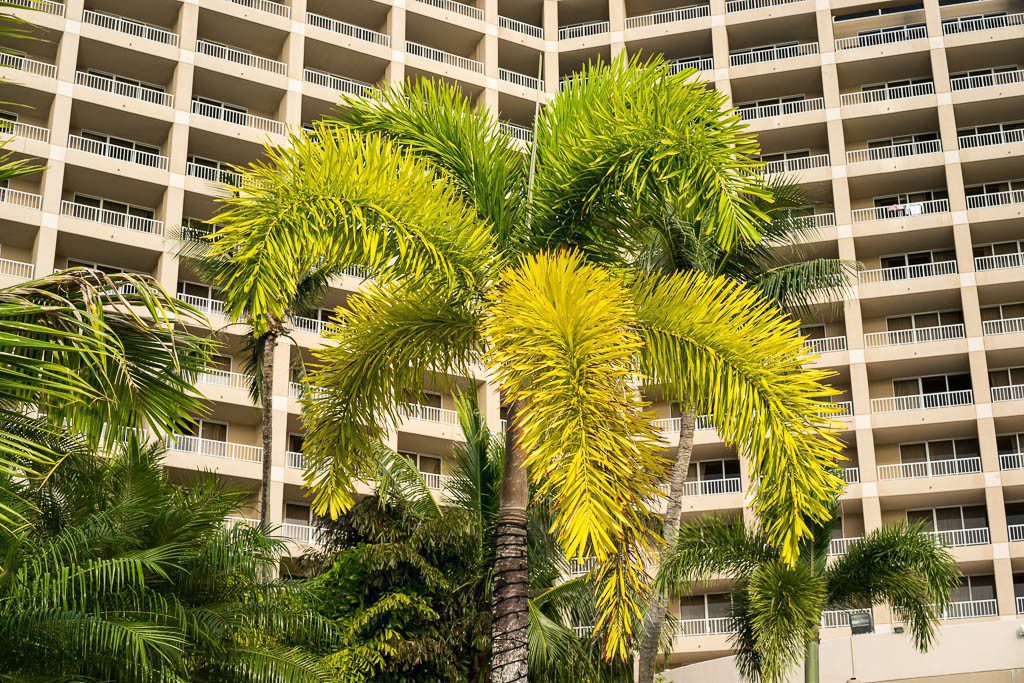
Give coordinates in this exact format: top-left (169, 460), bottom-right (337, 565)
top-left (258, 331), bottom-right (278, 526)
top-left (491, 400), bottom-right (529, 683)
top-left (804, 627), bottom-right (820, 683)
top-left (637, 409), bottom-right (697, 683)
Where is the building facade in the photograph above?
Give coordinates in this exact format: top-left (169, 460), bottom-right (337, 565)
top-left (0, 0), bottom-right (1022, 673)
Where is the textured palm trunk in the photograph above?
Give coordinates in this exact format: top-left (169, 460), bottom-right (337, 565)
top-left (804, 628), bottom-right (820, 683)
top-left (258, 331), bottom-right (278, 526)
top-left (637, 409), bottom-right (697, 683)
top-left (491, 400), bottom-right (529, 683)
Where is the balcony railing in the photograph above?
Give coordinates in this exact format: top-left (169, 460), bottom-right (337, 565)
top-left (761, 153), bottom-right (830, 175)
top-left (877, 456), bottom-right (982, 480)
top-left (422, 472), bottom-right (451, 490)
top-left (290, 315), bottom-right (337, 335)
top-left (842, 467), bottom-right (860, 484)
top-left (625, 5), bottom-right (710, 28)
top-left (499, 68), bottom-right (543, 91)
top-left (835, 25), bottom-right (926, 50)
top-left (402, 403), bottom-right (459, 426)
top-left (652, 414), bottom-right (715, 433)
top-left (176, 292), bottom-right (227, 317)
top-left (568, 556), bottom-right (598, 576)
top-left (992, 383), bottom-right (1024, 403)
top-left (82, 10), bottom-right (179, 46)
top-left (8, 0), bottom-right (64, 16)
top-left (0, 187), bottom-right (42, 210)
top-left (943, 12), bottom-right (1024, 34)
top-left (975, 252), bottom-right (1024, 272)
top-left (841, 81), bottom-right (934, 106)
top-left (1000, 451), bottom-right (1024, 471)
top-left (928, 527), bottom-right (989, 547)
top-left (286, 450), bottom-right (304, 469)
top-left (306, 12), bottom-right (390, 46)
top-left (1009, 523), bottom-right (1024, 542)
top-left (669, 56), bottom-right (714, 73)
top-left (68, 134), bottom-right (169, 170)
top-left (805, 335), bottom-right (847, 354)
top-left (959, 128), bottom-right (1024, 150)
top-left (821, 400), bottom-right (853, 418)
top-left (558, 20), bottom-right (610, 40)
top-left (197, 368), bottom-right (251, 392)
top-left (226, 0), bottom-right (290, 18)
top-left (0, 120), bottom-right (49, 143)
top-left (303, 68), bottom-right (375, 98)
top-left (966, 189), bottom-right (1024, 210)
top-left (0, 52), bottom-right (56, 78)
top-left (683, 477), bottom-right (742, 497)
top-left (870, 389), bottom-right (973, 414)
top-left (940, 599), bottom-right (997, 619)
top-left (864, 323), bottom-right (965, 348)
top-left (406, 42), bottom-right (483, 73)
top-left (196, 39), bottom-right (287, 75)
top-left (499, 121), bottom-right (532, 143)
top-left (846, 139), bottom-right (942, 164)
top-left (859, 259), bottom-right (956, 284)
top-left (790, 212), bottom-right (836, 229)
top-left (737, 97), bottom-right (824, 121)
top-left (416, 0), bottom-right (483, 20)
top-left (951, 69), bottom-right (1023, 92)
top-left (0, 257), bottom-right (32, 279)
top-left (186, 162), bottom-right (244, 187)
top-left (281, 522), bottom-right (324, 545)
top-left (76, 71), bottom-right (172, 107)
top-left (828, 537), bottom-right (861, 555)
top-left (726, 0), bottom-right (803, 12)
top-left (61, 200), bottom-right (162, 235)
top-left (191, 100), bottom-right (285, 136)
top-left (678, 617), bottom-right (735, 636)
top-left (499, 15), bottom-right (543, 38)
top-left (821, 608), bottom-right (871, 628)
top-left (730, 42), bottom-right (818, 67)
top-left (851, 198), bottom-right (949, 223)
top-left (984, 317), bottom-right (1024, 336)
top-left (166, 434), bottom-right (261, 462)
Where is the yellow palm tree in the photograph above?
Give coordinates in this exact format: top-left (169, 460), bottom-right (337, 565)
top-left (203, 56), bottom-right (845, 681)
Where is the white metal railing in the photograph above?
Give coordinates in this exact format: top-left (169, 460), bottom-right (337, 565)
top-left (197, 368), bottom-right (251, 392)
top-left (196, 39), bottom-right (286, 75)
top-left (851, 198), bottom-right (949, 223)
top-left (286, 450), bottom-right (304, 469)
top-left (992, 383), bottom-right (1024, 403)
top-left (846, 139), bottom-right (942, 164)
top-left (806, 335), bottom-right (847, 354)
top-left (791, 212), bottom-right (836, 229)
top-left (61, 200), bottom-right (162, 234)
top-left (303, 68), bottom-right (375, 98)
top-left (828, 537), bottom-right (861, 555)
top-left (281, 522), bottom-right (323, 545)
top-left (166, 434), bottom-right (261, 462)
top-left (76, 71), bottom-right (172, 107)
top-left (870, 389), bottom-right (973, 413)
top-left (290, 315), bottom-right (334, 335)
top-left (573, 625), bottom-right (594, 637)
top-left (940, 599), bottom-right (997, 619)
top-left (191, 99), bottom-right (285, 136)
top-left (730, 42), bottom-right (818, 67)
top-left (821, 608), bottom-right (871, 628)
top-left (841, 81), bottom-right (934, 106)
top-left (975, 252), bottom-right (1024, 272)
top-left (68, 134), bottom-right (168, 170)
top-left (928, 527), bottom-right (989, 547)
top-left (0, 120), bottom-right (49, 143)
top-left (737, 97), bottom-right (824, 121)
top-left (7, 0), bottom-right (65, 15)
top-left (669, 56), bottom-right (714, 73)
top-left (726, 0), bottom-right (803, 12)
top-left (402, 403), bottom-right (459, 426)
top-left (499, 121), bottom-right (532, 143)
top-left (835, 25), bottom-right (926, 50)
top-left (225, 515), bottom-right (259, 529)
top-left (499, 68), bottom-right (543, 91)
top-left (677, 617), bottom-right (735, 636)
top-left (499, 15), bottom-right (543, 38)
top-left (226, 0), bottom-right (290, 18)
top-left (0, 52), bottom-right (56, 79)
top-left (569, 557), bottom-right (598, 576)
top-left (683, 477), bottom-right (742, 497)
top-left (864, 323), bottom-right (965, 348)
top-left (416, 0), bottom-right (483, 20)
top-left (842, 467), bottom-right (860, 483)
top-left (878, 456), bottom-right (981, 480)
top-left (421, 471), bottom-right (451, 490)
top-left (966, 189), bottom-right (1024, 210)
top-left (832, 401), bottom-right (854, 417)
top-left (652, 414), bottom-right (715, 434)
top-left (1008, 524), bottom-right (1024, 542)
top-left (406, 42), bottom-right (483, 73)
top-left (176, 292), bottom-right (226, 317)
top-left (187, 162), bottom-right (243, 186)
top-left (859, 259), bottom-right (956, 283)
top-left (0, 257), bottom-right (32, 279)
top-left (983, 317), bottom-right (1024, 336)
top-left (626, 5), bottom-right (710, 28)
top-left (82, 10), bottom-right (178, 46)
top-left (958, 128), bottom-right (1024, 150)
top-left (1000, 451), bottom-right (1024, 471)
top-left (558, 20), bottom-right (610, 40)
top-left (0, 187), bottom-right (42, 210)
top-left (288, 382), bottom-right (305, 399)
top-left (761, 153), bottom-right (830, 175)
top-left (1019, 596), bottom-right (1024, 615)
top-left (951, 69), bottom-right (1023, 92)
top-left (943, 12), bottom-right (1024, 34)
top-left (306, 12), bottom-right (390, 46)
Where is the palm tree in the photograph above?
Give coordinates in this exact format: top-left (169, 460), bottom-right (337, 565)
top-left (0, 434), bottom-right (334, 681)
top-left (634, 183), bottom-right (861, 682)
top-left (657, 512), bottom-right (962, 683)
top-left (202, 56), bottom-right (847, 679)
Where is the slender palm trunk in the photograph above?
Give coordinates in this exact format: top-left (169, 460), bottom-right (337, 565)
top-left (804, 628), bottom-right (820, 683)
top-left (637, 409), bottom-right (697, 683)
top-left (491, 400), bottom-right (529, 683)
top-left (258, 331), bottom-right (278, 526)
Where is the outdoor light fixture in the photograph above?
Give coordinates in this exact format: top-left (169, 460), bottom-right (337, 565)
top-left (849, 612), bottom-right (873, 635)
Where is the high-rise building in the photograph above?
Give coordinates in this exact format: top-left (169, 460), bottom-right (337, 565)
top-left (1, 0), bottom-right (1022, 677)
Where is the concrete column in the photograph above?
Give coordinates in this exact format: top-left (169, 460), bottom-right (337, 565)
top-left (609, 0), bottom-right (626, 58)
top-left (994, 557), bottom-right (1017, 617)
top-left (387, 6), bottom-right (407, 87)
top-left (31, 224), bottom-right (58, 276)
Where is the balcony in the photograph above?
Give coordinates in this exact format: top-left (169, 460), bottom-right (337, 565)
top-left (992, 384), bottom-right (1024, 403)
top-left (0, 52), bottom-right (56, 79)
top-left (290, 315), bottom-right (336, 335)
top-left (197, 368), bottom-right (252, 392)
top-left (729, 42), bottom-right (819, 68)
top-left (726, 0), bottom-right (803, 13)
top-left (828, 537), bottom-right (861, 556)
top-left (82, 9), bottom-right (179, 46)
top-left (870, 389), bottom-right (973, 414)
top-left (569, 557), bottom-right (598, 577)
top-left (186, 161), bottom-right (243, 186)
top-left (677, 617), bottom-right (735, 636)
top-left (858, 259), bottom-right (956, 284)
top-left (415, 0), bottom-right (483, 20)
top-left (61, 200), bottom-right (162, 235)
top-left (939, 599), bottom-right (997, 619)
top-left (984, 317), bottom-right (1024, 336)
top-left (1009, 523), bottom-right (1024, 542)
top-left (76, 71), bottom-right (172, 107)
top-left (806, 335), bottom-right (847, 354)
top-left (669, 56), bottom-right (714, 73)
top-left (791, 212), bottom-right (836, 229)
top-left (959, 128), bottom-right (1024, 150)
top-left (864, 323), bottom-right (965, 348)
top-left (821, 608), bottom-right (871, 628)
top-left (286, 450), bottom-right (304, 469)
top-left (835, 25), bottom-right (926, 51)
top-left (966, 189), bottom-right (1024, 210)
top-left (306, 13), bottom-right (390, 47)
top-left (683, 477), bottom-right (742, 497)
top-left (737, 97), bottom-right (824, 121)
top-left (625, 5), bottom-right (710, 29)
top-left (0, 187), bottom-right (42, 210)
top-left (943, 12), bottom-right (1023, 35)
top-left (842, 467), bottom-right (860, 483)
top-left (558, 20), bottom-right (610, 40)
top-left (401, 402), bottom-right (459, 426)
top-left (9, 0), bottom-right (64, 16)
top-left (499, 68), bottom-right (543, 91)
top-left (951, 69), bottom-right (1023, 92)
top-left (0, 120), bottom-right (49, 143)
top-left (652, 414), bottom-right (715, 433)
top-left (846, 139), bottom-right (942, 164)
top-left (840, 81), bottom-right (934, 106)
top-left (226, 0), bottom-right (290, 18)
top-left (176, 292), bottom-right (227, 317)
top-left (281, 522), bottom-right (324, 545)
top-left (165, 434), bottom-right (261, 463)
top-left (196, 40), bottom-right (287, 76)
top-left (422, 471), bottom-right (451, 490)
top-left (761, 153), bottom-right (830, 175)
top-left (0, 256), bottom-right (32, 279)
top-left (190, 100), bottom-right (285, 136)
top-left (1000, 450), bottom-right (1024, 471)
top-left (499, 121), bottom-right (532, 143)
top-left (68, 134), bottom-right (169, 170)
top-left (975, 252), bottom-right (1024, 272)
top-left (406, 42), bottom-right (483, 74)
top-left (499, 16), bottom-right (542, 38)
top-left (877, 456), bottom-right (982, 480)
top-left (928, 527), bottom-right (990, 547)
top-left (824, 400), bottom-right (854, 418)
top-left (303, 68), bottom-right (375, 98)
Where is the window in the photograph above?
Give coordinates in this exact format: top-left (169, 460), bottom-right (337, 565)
top-left (899, 438), bottom-right (979, 464)
top-left (860, 76), bottom-right (932, 93)
top-left (951, 575), bottom-right (996, 603)
top-left (680, 593), bottom-right (731, 620)
top-left (835, 3), bottom-right (923, 20)
top-left (997, 432), bottom-right (1024, 455)
top-left (866, 131), bottom-right (938, 151)
top-left (399, 451), bottom-right (442, 476)
top-left (982, 302), bottom-right (1024, 323)
top-left (974, 240), bottom-right (1024, 260)
top-left (177, 280), bottom-right (224, 302)
top-left (187, 155), bottom-right (242, 183)
top-left (877, 249), bottom-right (955, 279)
top-left (686, 459), bottom-right (741, 482)
top-left (988, 366), bottom-right (1024, 388)
top-left (80, 130), bottom-right (161, 165)
top-left (736, 95), bottom-right (808, 115)
top-left (72, 193), bottom-right (155, 220)
top-left (287, 433), bottom-right (304, 453)
top-left (958, 121), bottom-right (1024, 146)
top-left (951, 65), bottom-right (1019, 89)
top-left (86, 69), bottom-right (166, 102)
top-left (907, 505), bottom-right (987, 532)
top-left (800, 324), bottom-right (827, 339)
top-left (891, 373), bottom-right (971, 397)
top-left (182, 419), bottom-right (228, 442)
top-left (416, 391), bottom-right (443, 409)
top-left (285, 503), bottom-right (310, 525)
top-left (1005, 501), bottom-right (1024, 528)
top-left (886, 309), bottom-right (963, 331)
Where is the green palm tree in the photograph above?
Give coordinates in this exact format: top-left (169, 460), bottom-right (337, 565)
top-left (203, 56), bottom-right (846, 678)
top-left (634, 183), bottom-right (860, 682)
top-left (0, 434), bottom-right (334, 681)
top-left (657, 512), bottom-right (961, 683)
